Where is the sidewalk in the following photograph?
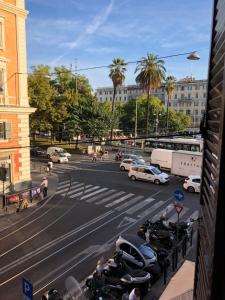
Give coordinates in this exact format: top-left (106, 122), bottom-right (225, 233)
top-left (0, 170), bottom-right (58, 217)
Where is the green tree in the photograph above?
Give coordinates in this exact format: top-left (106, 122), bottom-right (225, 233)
top-left (109, 58), bottom-right (127, 140)
top-left (28, 65), bottom-right (54, 139)
top-left (165, 75), bottom-right (176, 132)
top-left (135, 54), bottom-right (166, 135)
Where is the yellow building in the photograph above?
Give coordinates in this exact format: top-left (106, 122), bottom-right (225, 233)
top-left (0, 0), bottom-right (35, 193)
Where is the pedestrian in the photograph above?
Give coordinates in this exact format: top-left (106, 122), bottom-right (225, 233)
top-left (129, 288), bottom-right (141, 300)
top-left (99, 149), bottom-right (104, 160)
top-left (40, 176), bottom-right (48, 197)
top-left (92, 152), bottom-right (97, 162)
top-left (47, 160), bottom-right (53, 175)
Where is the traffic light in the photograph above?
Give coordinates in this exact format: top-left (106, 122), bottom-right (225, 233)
top-left (0, 167), bottom-right (7, 181)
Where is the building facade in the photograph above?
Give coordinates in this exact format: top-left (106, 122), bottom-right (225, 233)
top-left (0, 0), bottom-right (35, 194)
top-left (95, 77), bottom-right (207, 128)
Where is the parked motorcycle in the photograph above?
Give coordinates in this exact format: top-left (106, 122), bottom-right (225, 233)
top-left (41, 289), bottom-right (63, 300)
top-left (103, 251), bottom-right (151, 296)
top-left (138, 221), bottom-right (174, 250)
top-left (115, 153), bottom-right (122, 161)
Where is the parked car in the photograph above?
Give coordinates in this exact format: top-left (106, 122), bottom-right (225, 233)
top-left (123, 154), bottom-right (145, 163)
top-left (120, 159), bottom-right (144, 171)
top-left (50, 152), bottom-right (68, 163)
top-left (116, 234), bottom-right (161, 280)
top-left (128, 165), bottom-right (169, 184)
top-left (30, 147), bottom-right (46, 157)
top-left (183, 175), bottom-right (201, 193)
top-left (46, 147), bottom-right (71, 159)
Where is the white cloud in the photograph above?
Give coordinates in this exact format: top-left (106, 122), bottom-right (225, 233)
top-left (85, 47), bottom-right (119, 54)
top-left (50, 0), bottom-right (115, 65)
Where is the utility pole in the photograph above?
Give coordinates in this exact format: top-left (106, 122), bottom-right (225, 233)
top-left (75, 58), bottom-right (78, 97)
top-left (134, 98), bottom-right (138, 146)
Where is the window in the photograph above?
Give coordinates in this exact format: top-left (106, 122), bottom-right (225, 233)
top-left (0, 122), bottom-right (11, 139)
top-left (145, 169), bottom-right (154, 175)
top-left (105, 91), bottom-right (107, 95)
top-left (196, 93), bottom-right (198, 98)
top-left (137, 167), bottom-right (145, 173)
top-left (0, 68), bottom-right (4, 95)
top-left (203, 93), bottom-right (206, 98)
top-left (0, 17), bottom-right (5, 49)
top-left (174, 94), bottom-right (177, 99)
top-left (188, 93), bottom-right (191, 99)
top-left (194, 101), bottom-right (199, 106)
top-left (119, 90), bottom-right (121, 94)
top-left (99, 91), bottom-right (102, 95)
top-left (99, 97), bottom-right (102, 101)
top-left (193, 178), bottom-right (201, 184)
top-left (105, 97), bottom-right (107, 101)
top-left (181, 86), bottom-right (185, 91)
top-left (181, 93), bottom-right (184, 99)
top-left (195, 110), bottom-right (199, 115)
top-left (201, 109), bottom-right (205, 115)
top-left (110, 91), bottom-right (112, 95)
top-left (124, 97), bottom-right (126, 101)
top-left (120, 243), bottom-right (131, 253)
top-left (186, 110), bottom-right (191, 115)
top-left (195, 85), bottom-right (198, 90)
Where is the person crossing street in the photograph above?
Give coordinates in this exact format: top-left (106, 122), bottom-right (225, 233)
top-left (41, 177), bottom-right (48, 198)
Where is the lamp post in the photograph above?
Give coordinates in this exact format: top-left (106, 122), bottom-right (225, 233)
top-left (165, 51), bottom-right (200, 133)
top-left (134, 98), bottom-right (138, 146)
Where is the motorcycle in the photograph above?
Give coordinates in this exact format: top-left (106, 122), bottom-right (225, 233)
top-left (103, 252), bottom-right (151, 296)
top-left (138, 221), bottom-right (174, 250)
top-left (115, 153), bottom-right (122, 161)
top-left (41, 289), bottom-right (63, 300)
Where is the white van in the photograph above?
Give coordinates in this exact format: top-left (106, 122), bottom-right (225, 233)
top-left (47, 147), bottom-right (71, 159)
top-left (150, 149), bottom-right (173, 170)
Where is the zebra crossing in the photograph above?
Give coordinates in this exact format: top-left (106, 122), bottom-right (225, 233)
top-left (56, 180), bottom-right (198, 222)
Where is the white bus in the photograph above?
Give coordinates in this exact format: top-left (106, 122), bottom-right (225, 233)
top-left (144, 138), bottom-right (203, 152)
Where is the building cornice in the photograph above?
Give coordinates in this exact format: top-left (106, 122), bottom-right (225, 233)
top-left (0, 105), bottom-right (36, 114)
top-left (0, 1), bottom-right (28, 18)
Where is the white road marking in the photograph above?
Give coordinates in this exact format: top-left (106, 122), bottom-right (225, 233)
top-left (126, 198), bottom-right (155, 214)
top-left (95, 191), bottom-right (125, 205)
top-left (80, 188), bottom-right (108, 200)
top-left (105, 193), bottom-right (134, 208)
top-left (86, 189), bottom-right (116, 203)
top-left (69, 186), bottom-right (98, 199)
top-left (58, 180), bottom-right (70, 186)
top-left (115, 195), bottom-right (144, 211)
top-left (151, 203), bottom-right (175, 221)
top-left (57, 183), bottom-right (85, 195)
top-left (138, 201), bottom-right (163, 219)
top-left (168, 207), bottom-right (189, 222)
top-left (186, 210), bottom-right (199, 221)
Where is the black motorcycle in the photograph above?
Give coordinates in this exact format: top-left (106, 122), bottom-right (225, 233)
top-left (138, 222), bottom-right (174, 250)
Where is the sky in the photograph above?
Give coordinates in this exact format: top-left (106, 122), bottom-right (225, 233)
top-left (26, 0), bottom-right (212, 89)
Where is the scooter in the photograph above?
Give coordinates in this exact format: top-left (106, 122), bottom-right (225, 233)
top-left (115, 153), bottom-right (122, 161)
top-left (138, 222), bottom-right (174, 250)
top-left (103, 251), bottom-right (151, 296)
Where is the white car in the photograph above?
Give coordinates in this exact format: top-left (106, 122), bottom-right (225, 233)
top-left (128, 165), bottom-right (169, 184)
top-left (50, 152), bottom-right (69, 163)
top-left (120, 159), bottom-right (136, 171)
top-left (183, 175), bottom-right (201, 193)
top-left (47, 147), bottom-right (71, 158)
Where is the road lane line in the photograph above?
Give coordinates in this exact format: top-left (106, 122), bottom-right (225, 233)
top-left (0, 211), bottom-right (126, 286)
top-left (95, 191), bottom-right (125, 205)
top-left (63, 184), bottom-right (92, 196)
top-left (126, 198), bottom-right (155, 214)
top-left (0, 210), bottom-right (113, 274)
top-left (58, 180), bottom-right (70, 186)
top-left (105, 193), bottom-right (134, 208)
top-left (69, 186), bottom-right (100, 199)
top-left (137, 201), bottom-right (163, 218)
top-left (80, 188), bottom-right (108, 200)
top-left (150, 203), bottom-right (174, 221)
top-left (86, 189), bottom-right (116, 203)
top-left (56, 183), bottom-right (84, 194)
top-left (115, 196), bottom-right (144, 211)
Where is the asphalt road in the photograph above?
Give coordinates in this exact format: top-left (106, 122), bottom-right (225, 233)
top-left (0, 156), bottom-right (200, 300)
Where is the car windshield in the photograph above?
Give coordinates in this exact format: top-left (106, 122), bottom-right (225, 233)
top-left (59, 153), bottom-right (66, 157)
top-left (136, 159), bottom-right (145, 165)
top-left (138, 244), bottom-right (155, 259)
top-left (151, 167), bottom-right (162, 175)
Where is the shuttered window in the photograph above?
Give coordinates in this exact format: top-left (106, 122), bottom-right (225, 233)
top-left (0, 122), bottom-right (11, 139)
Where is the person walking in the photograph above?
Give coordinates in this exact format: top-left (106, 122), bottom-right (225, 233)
top-left (41, 177), bottom-right (48, 198)
top-left (47, 160), bottom-right (53, 175)
top-left (92, 152), bottom-right (97, 162)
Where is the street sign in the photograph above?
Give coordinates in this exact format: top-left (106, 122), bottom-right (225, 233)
top-left (174, 203), bottom-right (184, 214)
top-left (22, 278), bottom-right (33, 300)
top-left (174, 189), bottom-right (184, 202)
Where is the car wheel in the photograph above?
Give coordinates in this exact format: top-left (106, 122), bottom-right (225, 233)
top-left (130, 175), bottom-right (136, 181)
top-left (58, 160), bottom-right (61, 164)
top-left (187, 186), bottom-right (195, 193)
top-left (47, 154), bottom-right (50, 159)
top-left (154, 179), bottom-right (160, 185)
top-left (120, 166), bottom-right (125, 171)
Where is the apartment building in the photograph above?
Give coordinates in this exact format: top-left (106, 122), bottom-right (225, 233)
top-left (95, 77), bottom-right (207, 128)
top-left (0, 0), bottom-right (35, 193)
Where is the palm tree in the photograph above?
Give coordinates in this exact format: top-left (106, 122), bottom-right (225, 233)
top-left (165, 75), bottom-right (176, 132)
top-left (109, 58), bottom-right (127, 139)
top-left (135, 54), bottom-right (166, 135)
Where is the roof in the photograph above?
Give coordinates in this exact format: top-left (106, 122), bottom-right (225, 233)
top-left (120, 234), bottom-right (144, 247)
